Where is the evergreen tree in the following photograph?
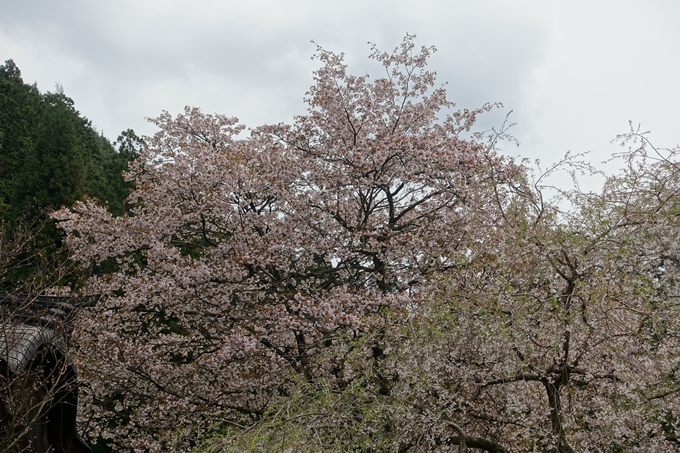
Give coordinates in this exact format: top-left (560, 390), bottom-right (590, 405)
top-left (0, 60), bottom-right (41, 217)
top-left (14, 88), bottom-right (88, 215)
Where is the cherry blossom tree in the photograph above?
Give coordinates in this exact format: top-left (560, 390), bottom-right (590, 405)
top-left (55, 34), bottom-right (680, 452)
top-left (54, 35), bottom-right (520, 451)
top-left (196, 134), bottom-right (680, 453)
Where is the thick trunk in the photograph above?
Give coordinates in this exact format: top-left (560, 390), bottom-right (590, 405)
top-left (543, 379), bottom-right (574, 453)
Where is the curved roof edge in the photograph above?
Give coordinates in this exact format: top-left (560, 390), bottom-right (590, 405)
top-left (0, 323), bottom-right (68, 374)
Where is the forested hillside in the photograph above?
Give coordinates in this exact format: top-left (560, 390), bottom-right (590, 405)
top-left (0, 59), bottom-right (139, 290)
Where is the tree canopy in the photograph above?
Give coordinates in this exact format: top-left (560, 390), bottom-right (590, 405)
top-left (51, 37), bottom-right (680, 452)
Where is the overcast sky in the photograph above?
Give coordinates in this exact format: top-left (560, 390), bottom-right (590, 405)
top-left (2, 0), bottom-right (679, 187)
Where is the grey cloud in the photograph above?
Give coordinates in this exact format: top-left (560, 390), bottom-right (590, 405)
top-left (2, 0), bottom-right (679, 185)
